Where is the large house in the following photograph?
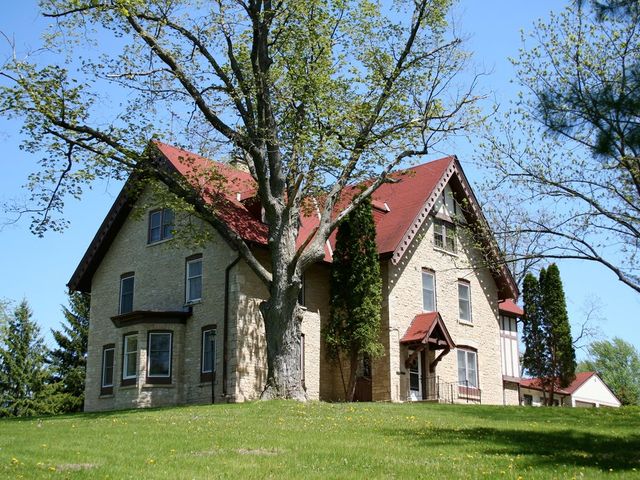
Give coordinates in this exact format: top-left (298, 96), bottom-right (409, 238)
top-left (69, 141), bottom-right (524, 411)
top-left (520, 372), bottom-right (622, 408)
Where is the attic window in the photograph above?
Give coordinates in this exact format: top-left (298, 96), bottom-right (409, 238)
top-left (148, 208), bottom-right (174, 244)
top-left (434, 219), bottom-right (456, 253)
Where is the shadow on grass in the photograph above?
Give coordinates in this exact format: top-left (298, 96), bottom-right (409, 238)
top-left (385, 424), bottom-right (640, 472)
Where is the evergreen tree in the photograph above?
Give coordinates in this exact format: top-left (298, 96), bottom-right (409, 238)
top-left (541, 264), bottom-right (576, 404)
top-left (324, 197), bottom-right (383, 401)
top-left (521, 264), bottom-right (576, 405)
top-left (521, 272), bottom-right (549, 383)
top-left (48, 291), bottom-right (90, 412)
top-left (0, 300), bottom-right (50, 417)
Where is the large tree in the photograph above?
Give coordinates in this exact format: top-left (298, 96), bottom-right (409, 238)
top-left (0, 300), bottom-right (50, 417)
top-left (479, 1), bottom-right (640, 293)
top-left (0, 1), bottom-right (480, 399)
top-left (324, 196), bottom-right (383, 401)
top-left (578, 337), bottom-right (640, 405)
top-left (48, 290), bottom-right (90, 412)
top-left (521, 264), bottom-right (576, 405)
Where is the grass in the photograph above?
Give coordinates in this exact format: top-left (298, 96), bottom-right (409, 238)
top-left (1, 401), bottom-right (639, 479)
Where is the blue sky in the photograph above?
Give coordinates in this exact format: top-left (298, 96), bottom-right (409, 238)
top-left (1, 1), bottom-right (639, 357)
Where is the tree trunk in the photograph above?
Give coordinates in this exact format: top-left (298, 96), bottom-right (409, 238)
top-left (259, 274), bottom-right (307, 401)
top-left (346, 351), bottom-right (359, 402)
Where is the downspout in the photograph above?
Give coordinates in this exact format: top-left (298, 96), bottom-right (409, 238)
top-left (223, 253), bottom-right (242, 400)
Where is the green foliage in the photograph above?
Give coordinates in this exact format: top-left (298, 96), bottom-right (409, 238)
top-left (48, 291), bottom-right (90, 413)
top-left (541, 264), bottom-right (576, 389)
top-left (478, 2), bottom-right (640, 293)
top-left (324, 197), bottom-right (383, 399)
top-left (1, 402), bottom-right (639, 478)
top-left (521, 272), bottom-right (547, 379)
top-left (521, 264), bottom-right (576, 403)
top-left (1, 0), bottom-right (479, 398)
top-left (579, 337), bottom-right (640, 405)
top-left (0, 301), bottom-right (51, 417)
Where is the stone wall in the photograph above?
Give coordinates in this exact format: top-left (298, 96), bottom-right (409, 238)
top-left (84, 189), bottom-right (237, 411)
top-left (386, 207), bottom-right (504, 404)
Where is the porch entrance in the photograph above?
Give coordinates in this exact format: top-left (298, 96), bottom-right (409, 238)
top-left (400, 312), bottom-right (456, 402)
top-left (408, 349), bottom-right (422, 400)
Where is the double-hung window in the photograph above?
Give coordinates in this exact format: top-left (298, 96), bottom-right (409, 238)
top-left (147, 332), bottom-right (172, 383)
top-left (122, 334), bottom-right (138, 384)
top-left (458, 281), bottom-right (472, 323)
top-left (119, 274), bottom-right (134, 314)
top-left (148, 208), bottom-right (174, 244)
top-left (101, 344), bottom-right (115, 395)
top-left (201, 326), bottom-right (216, 382)
top-left (457, 348), bottom-right (478, 388)
top-left (422, 270), bottom-right (435, 312)
top-left (434, 219), bottom-right (456, 253)
top-left (186, 256), bottom-right (203, 303)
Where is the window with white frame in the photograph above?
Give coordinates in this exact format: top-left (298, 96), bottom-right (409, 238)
top-left (434, 219), bottom-right (456, 253)
top-left (201, 327), bottom-right (216, 377)
top-left (119, 274), bottom-right (134, 314)
top-left (122, 334), bottom-right (138, 383)
top-left (147, 332), bottom-right (172, 381)
top-left (101, 344), bottom-right (115, 395)
top-left (186, 256), bottom-right (203, 303)
top-left (148, 208), bottom-right (174, 244)
top-left (457, 348), bottom-right (478, 388)
top-left (422, 270), bottom-right (435, 312)
top-left (458, 281), bottom-right (471, 322)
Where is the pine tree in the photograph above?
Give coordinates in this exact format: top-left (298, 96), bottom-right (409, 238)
top-left (541, 264), bottom-right (576, 404)
top-left (0, 300), bottom-right (50, 417)
top-left (324, 197), bottom-right (383, 401)
top-left (48, 291), bottom-right (90, 412)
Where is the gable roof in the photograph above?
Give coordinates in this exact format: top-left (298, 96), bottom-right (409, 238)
top-left (400, 312), bottom-right (455, 350)
top-left (68, 141), bottom-right (518, 299)
top-left (520, 372), bottom-right (600, 396)
top-left (563, 371), bottom-right (597, 394)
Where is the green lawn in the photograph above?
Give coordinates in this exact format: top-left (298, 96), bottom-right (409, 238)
top-left (1, 401), bottom-right (639, 479)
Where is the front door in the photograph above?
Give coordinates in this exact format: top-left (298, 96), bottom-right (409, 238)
top-left (409, 350), bottom-right (422, 401)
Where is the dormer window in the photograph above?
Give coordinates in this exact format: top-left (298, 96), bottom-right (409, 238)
top-left (434, 219), bottom-right (456, 253)
top-left (148, 208), bottom-right (174, 244)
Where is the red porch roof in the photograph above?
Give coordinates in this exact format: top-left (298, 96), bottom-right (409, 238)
top-left (400, 312), bottom-right (455, 350)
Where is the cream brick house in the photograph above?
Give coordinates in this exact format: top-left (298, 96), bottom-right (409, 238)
top-left (69, 141), bottom-right (523, 411)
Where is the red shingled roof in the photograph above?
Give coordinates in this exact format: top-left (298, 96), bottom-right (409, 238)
top-left (154, 142), bottom-right (330, 258)
top-left (68, 141), bottom-right (519, 299)
top-left (499, 299), bottom-right (524, 317)
top-left (400, 312), bottom-right (455, 349)
top-left (401, 312), bottom-right (440, 343)
top-left (364, 158), bottom-right (453, 255)
top-left (519, 372), bottom-right (597, 395)
top-left (563, 371), bottom-right (597, 394)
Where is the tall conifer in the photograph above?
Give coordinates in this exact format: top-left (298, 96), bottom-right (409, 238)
top-left (49, 291), bottom-right (90, 412)
top-left (324, 197), bottom-right (383, 401)
top-left (541, 263), bottom-right (576, 403)
top-left (521, 264), bottom-right (576, 405)
top-left (521, 272), bottom-right (549, 382)
top-left (0, 301), bottom-right (49, 416)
